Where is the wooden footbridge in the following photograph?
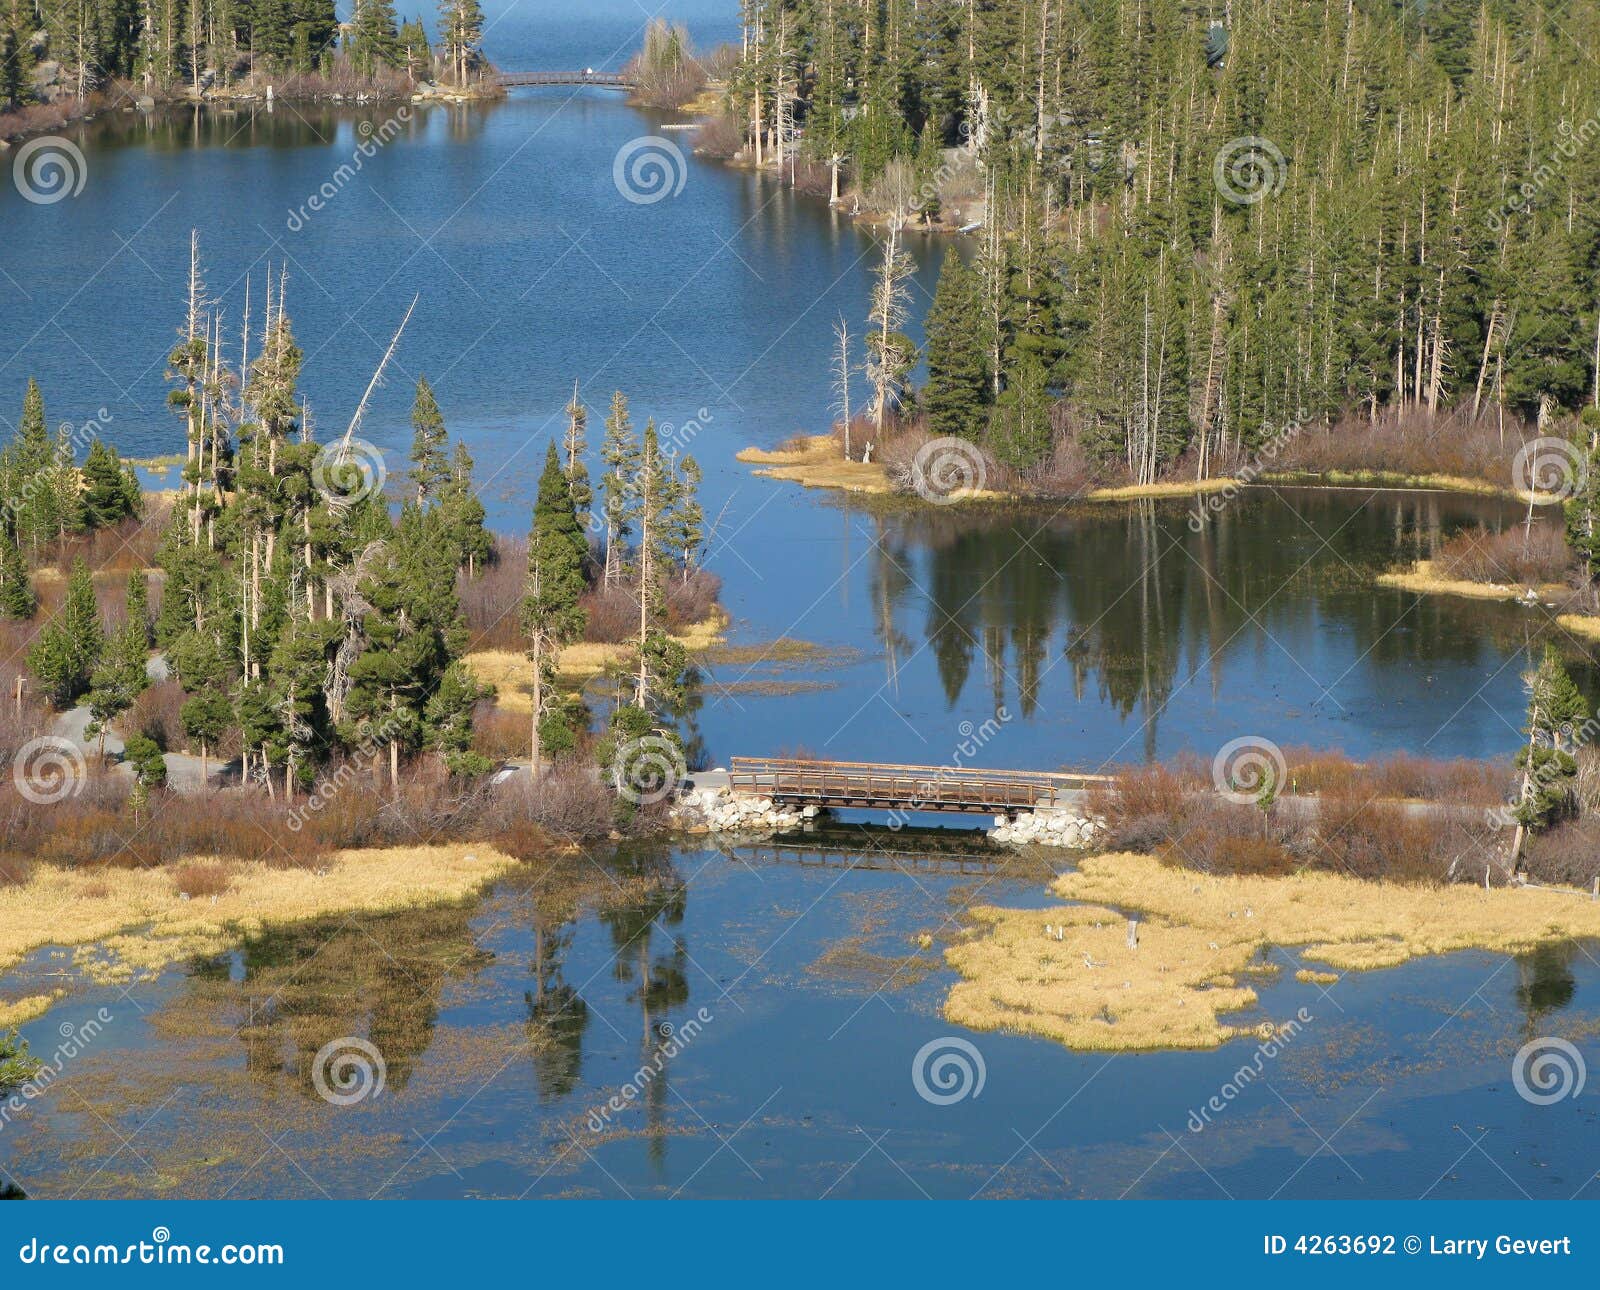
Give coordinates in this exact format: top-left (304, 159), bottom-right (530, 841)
top-left (494, 70), bottom-right (634, 89)
top-left (726, 757), bottom-right (1109, 817)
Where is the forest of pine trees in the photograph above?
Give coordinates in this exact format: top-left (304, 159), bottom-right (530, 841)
top-left (0, 236), bottom-right (708, 803)
top-left (733, 0), bottom-right (1600, 483)
top-left (0, 0), bottom-right (485, 111)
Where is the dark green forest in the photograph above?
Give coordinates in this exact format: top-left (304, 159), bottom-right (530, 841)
top-left (731, 0), bottom-right (1600, 482)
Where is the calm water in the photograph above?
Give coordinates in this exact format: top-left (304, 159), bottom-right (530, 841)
top-left (3, 0), bottom-right (1599, 1201)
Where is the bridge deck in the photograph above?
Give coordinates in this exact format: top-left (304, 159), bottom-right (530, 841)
top-left (494, 71), bottom-right (634, 88)
top-left (727, 757), bottom-right (1109, 816)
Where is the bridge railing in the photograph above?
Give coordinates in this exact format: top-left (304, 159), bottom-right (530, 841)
top-left (494, 71), bottom-right (633, 88)
top-left (728, 757), bottom-right (1109, 813)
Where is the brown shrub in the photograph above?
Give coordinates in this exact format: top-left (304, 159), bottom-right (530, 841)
top-left (1431, 523), bottom-right (1571, 586)
top-left (460, 535), bottom-right (526, 653)
top-left (693, 114), bottom-right (744, 159)
top-left (1521, 819), bottom-right (1600, 889)
top-left (1282, 748), bottom-right (1508, 805)
top-left (477, 769), bottom-right (616, 853)
top-left (580, 584), bottom-right (640, 644)
top-left (171, 861), bottom-right (231, 898)
top-left (1272, 406), bottom-right (1528, 486)
top-left (129, 680), bottom-right (185, 751)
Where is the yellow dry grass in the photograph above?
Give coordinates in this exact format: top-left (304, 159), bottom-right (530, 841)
top-left (1260, 469), bottom-right (1558, 505)
top-left (0, 993), bottom-right (60, 1027)
top-left (466, 612), bottom-right (728, 712)
top-left (1085, 477), bottom-right (1240, 502)
top-left (0, 845), bottom-right (519, 986)
top-left (1557, 614), bottom-right (1600, 642)
top-left (737, 435), bottom-right (896, 495)
top-left (1376, 559), bottom-right (1563, 602)
top-left (944, 852), bottom-right (1600, 1052)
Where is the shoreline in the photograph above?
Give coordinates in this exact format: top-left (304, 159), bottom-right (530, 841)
top-left (0, 846), bottom-right (520, 1006)
top-left (737, 435), bottom-right (1553, 508)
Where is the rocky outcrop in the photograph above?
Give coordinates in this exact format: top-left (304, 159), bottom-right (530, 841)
top-left (671, 785), bottom-right (814, 835)
top-left (988, 809), bottom-right (1102, 849)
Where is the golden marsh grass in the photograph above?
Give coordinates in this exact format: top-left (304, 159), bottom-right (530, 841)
top-left (0, 845), bottom-right (519, 985)
top-left (944, 852), bottom-right (1600, 1052)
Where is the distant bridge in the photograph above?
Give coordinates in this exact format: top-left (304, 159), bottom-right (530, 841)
top-left (494, 70), bottom-right (634, 89)
top-left (727, 757), bottom-right (1109, 818)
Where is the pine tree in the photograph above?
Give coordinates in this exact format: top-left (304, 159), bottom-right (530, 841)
top-left (126, 570), bottom-right (152, 647)
top-left (85, 618), bottom-right (150, 762)
top-left (923, 248), bottom-right (990, 440)
top-left (562, 379), bottom-right (593, 518)
top-left (10, 378), bottom-right (58, 552)
top-left (424, 659), bottom-right (490, 776)
top-left (436, 0), bottom-right (483, 85)
top-left (0, 527), bottom-right (35, 619)
top-left (667, 454), bottom-right (704, 581)
top-left (81, 439), bottom-right (141, 527)
top-left (408, 376), bottom-right (450, 504)
top-left (521, 443), bottom-right (587, 774)
top-left (600, 390), bottom-right (639, 589)
top-left (27, 558), bottom-right (102, 706)
top-left (1512, 645), bottom-right (1591, 851)
top-left (438, 440), bottom-right (489, 577)
top-left (349, 0), bottom-right (401, 72)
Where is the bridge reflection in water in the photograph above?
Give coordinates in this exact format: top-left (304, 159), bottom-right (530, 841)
top-left (720, 823), bottom-right (1066, 879)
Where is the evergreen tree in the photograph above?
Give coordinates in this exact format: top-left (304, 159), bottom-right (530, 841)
top-left (521, 443), bottom-right (587, 773)
top-left (438, 440), bottom-right (489, 577)
top-left (27, 558), bottom-right (102, 706)
top-left (562, 379), bottom-right (593, 519)
top-left (126, 570), bottom-right (152, 647)
top-left (0, 527), bottom-right (35, 619)
top-left (349, 0), bottom-right (401, 72)
top-left (599, 390), bottom-right (639, 588)
top-left (923, 249), bottom-right (990, 440)
top-left (85, 617), bottom-right (150, 761)
top-left (408, 375), bottom-right (450, 503)
top-left (81, 438), bottom-right (141, 527)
